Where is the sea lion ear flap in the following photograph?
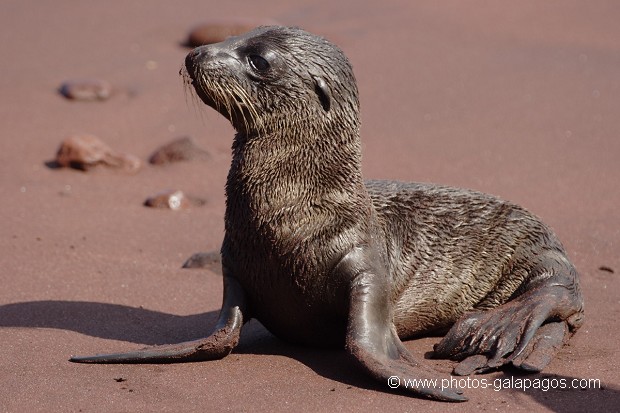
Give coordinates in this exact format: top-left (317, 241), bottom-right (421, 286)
top-left (313, 76), bottom-right (331, 112)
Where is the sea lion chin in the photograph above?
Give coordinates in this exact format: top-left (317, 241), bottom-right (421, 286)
top-left (71, 26), bottom-right (584, 403)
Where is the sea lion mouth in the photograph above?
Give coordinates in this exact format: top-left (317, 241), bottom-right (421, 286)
top-left (182, 54), bottom-right (213, 106)
top-left (181, 54), bottom-right (227, 115)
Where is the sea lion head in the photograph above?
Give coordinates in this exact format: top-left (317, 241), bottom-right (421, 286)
top-left (183, 26), bottom-right (359, 137)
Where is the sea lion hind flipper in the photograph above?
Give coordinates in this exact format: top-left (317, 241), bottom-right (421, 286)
top-left (509, 321), bottom-right (569, 372)
top-left (434, 281), bottom-right (583, 375)
top-left (70, 276), bottom-right (247, 364)
top-left (344, 261), bottom-right (467, 402)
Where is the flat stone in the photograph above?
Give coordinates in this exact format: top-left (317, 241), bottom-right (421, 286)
top-left (55, 135), bottom-right (141, 173)
top-left (148, 136), bottom-right (210, 165)
top-left (144, 189), bottom-right (206, 210)
top-left (182, 251), bottom-right (222, 275)
top-left (59, 79), bottom-right (112, 101)
top-left (186, 20), bottom-right (277, 47)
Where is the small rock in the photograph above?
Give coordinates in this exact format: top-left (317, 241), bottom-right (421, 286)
top-left (182, 251), bottom-right (222, 275)
top-left (144, 189), bottom-right (206, 210)
top-left (59, 79), bottom-right (112, 101)
top-left (55, 135), bottom-right (141, 173)
top-left (186, 20), bottom-right (276, 47)
top-left (148, 136), bottom-right (210, 165)
top-left (56, 135), bottom-right (111, 169)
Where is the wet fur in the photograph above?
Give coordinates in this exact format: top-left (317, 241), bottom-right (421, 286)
top-left (182, 26), bottom-right (582, 346)
top-left (72, 26), bottom-right (584, 402)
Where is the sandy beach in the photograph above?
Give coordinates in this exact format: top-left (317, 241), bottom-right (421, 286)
top-left (1, 1), bottom-right (618, 411)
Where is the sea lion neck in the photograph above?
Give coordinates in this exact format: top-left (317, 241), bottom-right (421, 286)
top-left (224, 124), bottom-right (370, 255)
top-left (227, 124), bottom-right (366, 211)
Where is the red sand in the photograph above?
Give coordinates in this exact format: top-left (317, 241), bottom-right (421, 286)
top-left (1, 1), bottom-right (618, 412)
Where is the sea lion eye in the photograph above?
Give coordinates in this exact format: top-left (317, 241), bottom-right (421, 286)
top-left (248, 55), bottom-right (270, 72)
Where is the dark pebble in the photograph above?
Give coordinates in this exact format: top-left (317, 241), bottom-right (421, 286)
top-left (59, 79), bottom-right (112, 101)
top-left (182, 251), bottom-right (222, 275)
top-left (148, 136), bottom-right (210, 165)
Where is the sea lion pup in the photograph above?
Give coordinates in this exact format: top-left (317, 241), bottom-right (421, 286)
top-left (71, 26), bottom-right (584, 402)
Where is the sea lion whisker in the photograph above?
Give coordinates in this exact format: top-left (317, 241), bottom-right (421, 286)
top-left (239, 85), bottom-right (265, 134)
top-left (181, 68), bottom-right (207, 121)
top-left (229, 83), bottom-right (252, 133)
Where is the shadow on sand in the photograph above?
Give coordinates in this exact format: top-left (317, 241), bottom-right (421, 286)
top-left (1, 300), bottom-right (616, 410)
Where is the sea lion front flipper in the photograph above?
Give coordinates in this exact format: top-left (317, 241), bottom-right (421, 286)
top-left (69, 276), bottom-right (247, 363)
top-left (342, 248), bottom-right (467, 402)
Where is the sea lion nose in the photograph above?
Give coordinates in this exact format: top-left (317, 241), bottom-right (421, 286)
top-left (185, 44), bottom-right (236, 75)
top-left (188, 45), bottom-right (209, 59)
top-left (185, 46), bottom-right (209, 74)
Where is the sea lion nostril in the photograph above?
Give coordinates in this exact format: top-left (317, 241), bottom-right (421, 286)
top-left (185, 47), bottom-right (212, 72)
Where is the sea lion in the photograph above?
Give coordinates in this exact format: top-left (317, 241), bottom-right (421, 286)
top-left (70, 26), bottom-right (584, 402)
